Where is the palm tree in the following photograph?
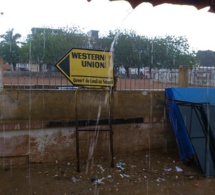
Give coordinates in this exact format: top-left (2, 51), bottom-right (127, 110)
top-left (0, 29), bottom-right (21, 71)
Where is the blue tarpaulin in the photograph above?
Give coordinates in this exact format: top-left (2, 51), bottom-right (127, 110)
top-left (165, 87), bottom-right (215, 105)
top-left (165, 87), bottom-right (215, 161)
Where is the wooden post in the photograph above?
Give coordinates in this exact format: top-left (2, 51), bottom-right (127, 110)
top-left (178, 65), bottom-right (189, 87)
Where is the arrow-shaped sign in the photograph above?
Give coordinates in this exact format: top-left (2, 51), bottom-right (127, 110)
top-left (55, 48), bottom-right (114, 87)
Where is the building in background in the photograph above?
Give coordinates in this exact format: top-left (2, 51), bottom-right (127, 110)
top-left (87, 30), bottom-right (99, 49)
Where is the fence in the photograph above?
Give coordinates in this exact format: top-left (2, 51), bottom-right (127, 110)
top-left (2, 66), bottom-right (215, 90)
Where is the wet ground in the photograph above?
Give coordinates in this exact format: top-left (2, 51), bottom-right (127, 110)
top-left (1, 151), bottom-right (215, 195)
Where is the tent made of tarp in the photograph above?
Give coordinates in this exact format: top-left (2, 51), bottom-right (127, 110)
top-left (165, 87), bottom-right (215, 176)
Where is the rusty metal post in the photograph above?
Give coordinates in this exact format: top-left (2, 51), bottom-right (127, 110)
top-left (75, 87), bottom-right (80, 172)
top-left (75, 87), bottom-right (114, 172)
top-left (178, 65), bottom-right (189, 87)
top-left (109, 88), bottom-right (114, 167)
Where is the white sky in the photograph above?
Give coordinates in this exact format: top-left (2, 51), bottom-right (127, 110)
top-left (1, 0), bottom-right (215, 51)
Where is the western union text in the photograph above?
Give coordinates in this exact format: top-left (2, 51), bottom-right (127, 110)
top-left (72, 52), bottom-right (105, 60)
top-left (82, 61), bottom-right (105, 68)
top-left (71, 52), bottom-right (106, 68)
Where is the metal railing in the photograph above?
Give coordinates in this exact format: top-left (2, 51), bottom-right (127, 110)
top-left (2, 66), bottom-right (215, 90)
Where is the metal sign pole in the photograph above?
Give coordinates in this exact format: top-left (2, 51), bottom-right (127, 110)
top-left (55, 48), bottom-right (114, 172)
top-left (75, 87), bottom-right (81, 172)
top-left (75, 87), bottom-right (114, 172)
top-left (109, 87), bottom-right (114, 167)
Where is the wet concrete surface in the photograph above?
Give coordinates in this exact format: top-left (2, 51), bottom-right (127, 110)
top-left (0, 151), bottom-right (214, 195)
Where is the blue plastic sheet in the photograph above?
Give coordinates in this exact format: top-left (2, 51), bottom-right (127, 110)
top-left (166, 87), bottom-right (215, 105)
top-left (165, 87), bottom-right (215, 161)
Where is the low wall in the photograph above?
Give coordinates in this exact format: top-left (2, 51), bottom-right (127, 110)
top-left (0, 89), bottom-right (177, 166)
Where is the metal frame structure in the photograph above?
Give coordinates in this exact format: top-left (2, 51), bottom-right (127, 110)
top-left (74, 87), bottom-right (114, 172)
top-left (177, 101), bottom-right (215, 175)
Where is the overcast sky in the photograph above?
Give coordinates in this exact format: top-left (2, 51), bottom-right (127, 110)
top-left (1, 0), bottom-right (215, 51)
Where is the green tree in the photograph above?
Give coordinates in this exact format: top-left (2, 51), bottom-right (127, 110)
top-left (163, 36), bottom-right (196, 68)
top-left (18, 27), bottom-right (197, 76)
top-left (97, 30), bottom-right (196, 78)
top-left (0, 29), bottom-right (22, 70)
top-left (112, 29), bottom-right (143, 77)
top-left (197, 50), bottom-right (215, 67)
top-left (97, 31), bottom-right (115, 51)
top-left (20, 26), bottom-right (88, 71)
top-left (148, 36), bottom-right (196, 70)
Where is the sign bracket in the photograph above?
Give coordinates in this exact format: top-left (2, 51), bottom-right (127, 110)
top-left (75, 87), bottom-right (114, 172)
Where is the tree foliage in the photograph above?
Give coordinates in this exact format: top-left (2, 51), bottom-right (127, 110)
top-left (0, 29), bottom-right (22, 70)
top-left (197, 50), bottom-right (215, 67)
top-left (98, 30), bottom-right (197, 76)
top-left (0, 27), bottom-right (198, 74)
top-left (21, 27), bottom-right (88, 68)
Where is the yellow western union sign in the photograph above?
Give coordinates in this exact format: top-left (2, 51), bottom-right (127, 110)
top-left (55, 48), bottom-right (113, 87)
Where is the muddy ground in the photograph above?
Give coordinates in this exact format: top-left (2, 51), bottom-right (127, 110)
top-left (0, 75), bottom-right (213, 194)
top-left (1, 150), bottom-right (215, 195)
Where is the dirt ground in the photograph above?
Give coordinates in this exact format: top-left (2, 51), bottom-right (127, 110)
top-left (1, 75), bottom-right (213, 194)
top-left (1, 150), bottom-right (215, 195)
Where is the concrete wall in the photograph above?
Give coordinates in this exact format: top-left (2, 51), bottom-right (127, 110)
top-left (0, 89), bottom-right (177, 166)
top-left (0, 90), bottom-right (165, 121)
